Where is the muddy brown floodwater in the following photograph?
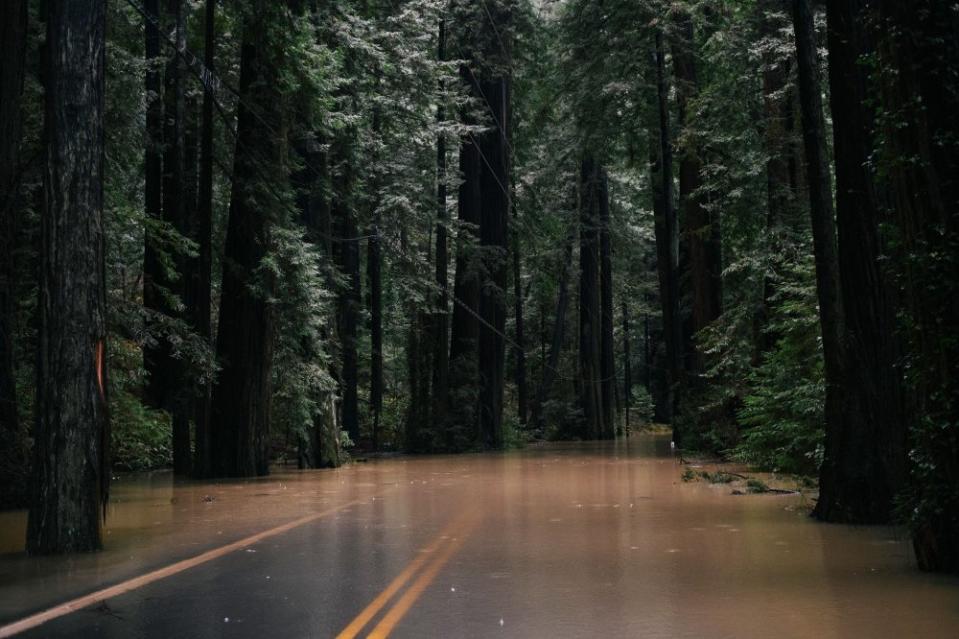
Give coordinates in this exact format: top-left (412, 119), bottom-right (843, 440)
top-left (1, 434), bottom-right (958, 638)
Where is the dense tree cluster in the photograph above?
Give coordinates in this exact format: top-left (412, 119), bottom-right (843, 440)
top-left (0, 0), bottom-right (956, 572)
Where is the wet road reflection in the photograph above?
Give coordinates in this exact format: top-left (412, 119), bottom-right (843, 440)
top-left (2, 434), bottom-right (958, 637)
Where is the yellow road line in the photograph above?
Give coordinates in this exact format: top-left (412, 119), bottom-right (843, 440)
top-left (0, 497), bottom-right (368, 639)
top-left (366, 514), bottom-right (478, 639)
top-left (335, 512), bottom-right (473, 639)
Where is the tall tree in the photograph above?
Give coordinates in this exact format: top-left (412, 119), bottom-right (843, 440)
top-left (367, 111), bottom-right (384, 450)
top-left (579, 155), bottom-right (605, 440)
top-left (648, 31), bottom-right (683, 438)
top-left (209, 4), bottom-right (289, 478)
top-left (875, 0), bottom-right (959, 572)
top-left (431, 20), bottom-right (451, 433)
top-left (755, 0), bottom-right (795, 361)
top-left (192, 0), bottom-right (216, 478)
top-left (332, 132), bottom-right (361, 446)
top-left (672, 7), bottom-right (722, 375)
top-left (622, 301), bottom-right (632, 431)
top-left (477, 71), bottom-right (510, 449)
top-left (792, 0), bottom-right (847, 519)
top-left (511, 193), bottom-right (528, 425)
top-left (0, 0), bottom-right (28, 508)
top-left (162, 0), bottom-right (190, 475)
top-left (598, 164), bottom-right (615, 437)
top-left (530, 226), bottom-right (574, 430)
top-left (28, 0), bottom-right (109, 553)
top-left (447, 78), bottom-right (482, 440)
top-left (142, 0), bottom-right (171, 410)
top-left (815, 0), bottom-right (906, 523)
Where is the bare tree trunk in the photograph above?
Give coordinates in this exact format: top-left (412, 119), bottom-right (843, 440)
top-left (876, 0), bottom-right (959, 573)
top-left (210, 9), bottom-right (286, 478)
top-left (448, 83), bottom-right (482, 441)
top-left (0, 0), bottom-right (27, 509)
top-left (598, 165), bottom-right (615, 438)
top-left (476, 75), bottom-right (509, 449)
top-left (192, 0), bottom-right (215, 478)
top-left (672, 9), bottom-right (721, 378)
top-left (622, 301), bottom-right (631, 431)
top-left (579, 156), bottom-right (605, 440)
top-left (530, 228), bottom-right (574, 430)
top-left (28, 0), bottom-right (109, 553)
top-left (792, 0), bottom-right (847, 522)
top-left (815, 0), bottom-right (907, 524)
top-left (649, 32), bottom-right (682, 439)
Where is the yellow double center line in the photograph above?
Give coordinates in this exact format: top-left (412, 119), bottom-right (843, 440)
top-left (336, 511), bottom-right (479, 639)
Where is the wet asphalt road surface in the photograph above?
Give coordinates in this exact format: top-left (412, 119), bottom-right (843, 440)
top-left (2, 435), bottom-right (959, 638)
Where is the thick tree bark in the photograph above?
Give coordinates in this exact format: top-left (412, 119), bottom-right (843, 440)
top-left (649, 32), bottom-right (683, 438)
top-left (192, 0), bottom-right (215, 478)
top-left (448, 98), bottom-right (482, 439)
top-left (622, 301), bottom-right (631, 432)
top-left (477, 77), bottom-right (509, 449)
top-left (209, 10), bottom-right (285, 478)
top-left (598, 165), bottom-right (615, 438)
top-left (875, 0), bottom-right (959, 573)
top-left (792, 0), bottom-right (847, 521)
top-left (0, 0), bottom-right (27, 509)
top-left (530, 228), bottom-right (574, 430)
top-left (28, 0), bottom-right (109, 553)
top-left (814, 0), bottom-right (907, 524)
top-left (579, 156), bottom-right (605, 440)
top-left (672, 10), bottom-right (722, 377)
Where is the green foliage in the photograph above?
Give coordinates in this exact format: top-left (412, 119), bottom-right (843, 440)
top-left (629, 385), bottom-right (656, 424)
top-left (732, 258), bottom-right (825, 476)
top-left (109, 339), bottom-right (172, 471)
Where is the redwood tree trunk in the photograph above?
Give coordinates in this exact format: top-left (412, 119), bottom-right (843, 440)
top-left (477, 76), bottom-right (509, 449)
top-left (876, 0), bottom-right (959, 573)
top-left (672, 10), bottom-right (721, 376)
top-left (209, 10), bottom-right (284, 478)
top-left (817, 0), bottom-right (907, 524)
top-left (142, 0), bottom-right (169, 410)
top-left (792, 0), bottom-right (847, 521)
top-left (192, 0), bottom-right (215, 478)
top-left (598, 164), bottom-right (615, 438)
top-left (448, 97), bottom-right (482, 440)
top-left (0, 0), bottom-right (27, 509)
top-left (649, 32), bottom-right (683, 438)
top-left (28, 0), bottom-right (109, 554)
top-left (333, 134), bottom-right (361, 446)
top-left (530, 228), bottom-right (574, 430)
top-left (579, 156), bottom-right (605, 440)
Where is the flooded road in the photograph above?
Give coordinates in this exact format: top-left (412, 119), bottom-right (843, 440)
top-left (2, 434), bottom-right (958, 638)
